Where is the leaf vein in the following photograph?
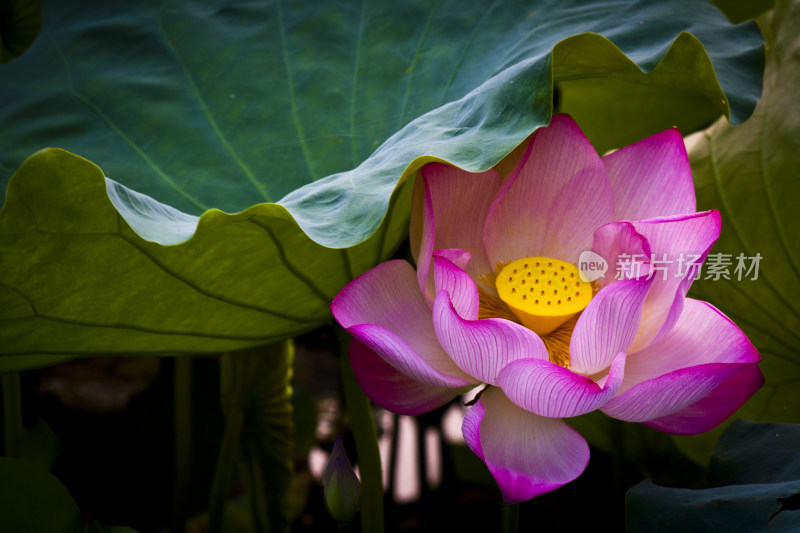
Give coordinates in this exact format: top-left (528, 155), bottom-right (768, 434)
top-left (1, 314), bottom-right (289, 342)
top-left (397, 0), bottom-right (441, 130)
top-left (437, 0), bottom-right (499, 106)
top-left (350, 0), bottom-right (367, 166)
top-left (707, 132), bottom-right (799, 320)
top-left (248, 218), bottom-right (338, 302)
top-left (276, 0), bottom-right (317, 180)
top-left (698, 277), bottom-right (800, 346)
top-left (341, 248), bottom-right (355, 282)
top-left (0, 281), bottom-right (36, 315)
top-left (757, 90), bottom-right (800, 283)
top-left (116, 230), bottom-right (314, 322)
top-left (47, 33), bottom-right (208, 211)
top-left (155, 8), bottom-right (271, 202)
top-left (715, 306), bottom-right (797, 355)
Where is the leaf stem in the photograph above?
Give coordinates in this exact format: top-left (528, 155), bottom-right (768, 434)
top-left (337, 329), bottom-right (385, 533)
top-left (2, 373), bottom-right (23, 458)
top-left (502, 502), bottom-right (520, 533)
top-left (172, 357), bottom-right (193, 533)
top-left (388, 412), bottom-right (399, 497)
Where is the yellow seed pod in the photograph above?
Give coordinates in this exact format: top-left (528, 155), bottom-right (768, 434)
top-left (496, 256), bottom-right (593, 335)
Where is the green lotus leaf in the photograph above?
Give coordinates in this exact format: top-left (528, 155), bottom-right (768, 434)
top-left (673, 0), bottom-right (800, 464)
top-left (0, 149), bottom-right (411, 371)
top-left (0, 0), bottom-right (764, 369)
top-left (627, 420), bottom-right (800, 532)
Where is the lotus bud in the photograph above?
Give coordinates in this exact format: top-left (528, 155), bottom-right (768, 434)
top-left (322, 437), bottom-right (361, 523)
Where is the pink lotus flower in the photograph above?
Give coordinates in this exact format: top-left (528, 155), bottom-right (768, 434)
top-left (330, 114), bottom-right (762, 503)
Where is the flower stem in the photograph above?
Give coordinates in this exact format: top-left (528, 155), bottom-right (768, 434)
top-left (337, 329), bottom-right (385, 533)
top-left (2, 373), bottom-right (23, 458)
top-left (502, 502), bottom-right (520, 533)
top-left (172, 357), bottom-right (192, 533)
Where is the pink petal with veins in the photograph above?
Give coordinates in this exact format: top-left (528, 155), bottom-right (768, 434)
top-left (603, 127), bottom-right (696, 221)
top-left (483, 114), bottom-right (614, 265)
top-left (462, 388), bottom-right (589, 503)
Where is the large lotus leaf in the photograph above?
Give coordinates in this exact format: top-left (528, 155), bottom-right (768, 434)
top-left (0, 457), bottom-right (138, 533)
top-left (557, 26), bottom-right (763, 154)
top-left (626, 420), bottom-right (800, 532)
top-left (0, 149), bottom-right (411, 371)
top-left (671, 0), bottom-right (800, 464)
top-left (0, 0), bottom-right (764, 370)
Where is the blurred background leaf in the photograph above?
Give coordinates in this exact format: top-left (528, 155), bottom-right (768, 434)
top-left (0, 457), bottom-right (138, 532)
top-left (627, 420), bottom-right (800, 532)
top-left (0, 0), bottom-right (40, 64)
top-left (675, 0), bottom-right (800, 463)
top-left (711, 0), bottom-right (775, 23)
top-left (0, 0), bottom-right (764, 371)
top-left (211, 341), bottom-right (294, 532)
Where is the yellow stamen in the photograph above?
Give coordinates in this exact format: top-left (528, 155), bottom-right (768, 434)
top-left (477, 272), bottom-right (519, 323)
top-left (495, 257), bottom-right (592, 336)
top-left (542, 314), bottom-right (578, 368)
